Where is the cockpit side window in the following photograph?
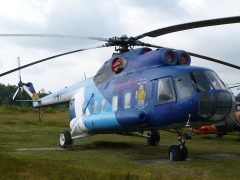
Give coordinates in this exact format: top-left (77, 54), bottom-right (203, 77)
top-left (236, 104), bottom-right (240, 111)
top-left (157, 77), bottom-right (175, 103)
top-left (190, 72), bottom-right (212, 92)
top-left (190, 71), bottom-right (227, 92)
top-left (205, 71), bottom-right (226, 90)
top-left (175, 74), bottom-right (195, 99)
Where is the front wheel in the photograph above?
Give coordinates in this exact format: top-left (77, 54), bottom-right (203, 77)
top-left (180, 145), bottom-right (188, 161)
top-left (59, 130), bottom-right (72, 148)
top-left (168, 145), bottom-right (181, 161)
top-left (168, 145), bottom-right (188, 161)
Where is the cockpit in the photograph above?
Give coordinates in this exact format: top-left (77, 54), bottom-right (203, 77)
top-left (157, 70), bottom-right (227, 102)
top-left (156, 69), bottom-right (233, 122)
top-left (190, 71), bottom-right (227, 92)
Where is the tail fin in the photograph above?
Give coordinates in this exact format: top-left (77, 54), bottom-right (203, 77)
top-left (24, 82), bottom-right (39, 100)
top-left (13, 82), bottom-right (41, 107)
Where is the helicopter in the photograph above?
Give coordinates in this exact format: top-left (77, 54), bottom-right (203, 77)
top-left (1, 16), bottom-right (240, 161)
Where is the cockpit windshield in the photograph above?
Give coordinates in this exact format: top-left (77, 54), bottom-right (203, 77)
top-left (190, 71), bottom-right (226, 92)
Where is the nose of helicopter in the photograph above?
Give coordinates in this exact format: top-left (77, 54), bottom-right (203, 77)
top-left (198, 91), bottom-right (234, 121)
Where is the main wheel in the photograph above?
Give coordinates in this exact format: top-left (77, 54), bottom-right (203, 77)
top-left (59, 130), bottom-right (72, 148)
top-left (183, 133), bottom-right (192, 140)
top-left (168, 145), bottom-right (181, 161)
top-left (147, 130), bottom-right (160, 146)
top-left (180, 145), bottom-right (188, 161)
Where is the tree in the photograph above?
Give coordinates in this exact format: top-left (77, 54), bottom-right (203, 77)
top-left (0, 83), bottom-right (49, 106)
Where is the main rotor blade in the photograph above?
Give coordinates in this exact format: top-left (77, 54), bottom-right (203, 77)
top-left (136, 16), bottom-right (240, 39)
top-left (0, 44), bottom-right (107, 77)
top-left (188, 52), bottom-right (240, 70)
top-left (0, 34), bottom-right (108, 42)
top-left (144, 43), bottom-right (240, 70)
top-left (228, 84), bottom-right (240, 89)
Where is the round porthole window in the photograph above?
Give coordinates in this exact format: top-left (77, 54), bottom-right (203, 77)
top-left (111, 57), bottom-right (127, 73)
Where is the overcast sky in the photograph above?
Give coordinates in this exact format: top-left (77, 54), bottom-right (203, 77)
top-left (0, 0), bottom-right (239, 94)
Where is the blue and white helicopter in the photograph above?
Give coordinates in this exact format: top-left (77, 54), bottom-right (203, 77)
top-left (1, 16), bottom-right (240, 161)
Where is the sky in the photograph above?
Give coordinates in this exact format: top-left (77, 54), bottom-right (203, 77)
top-left (0, 0), bottom-right (239, 94)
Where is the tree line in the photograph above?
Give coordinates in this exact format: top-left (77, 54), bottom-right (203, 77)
top-left (0, 83), bottom-right (48, 106)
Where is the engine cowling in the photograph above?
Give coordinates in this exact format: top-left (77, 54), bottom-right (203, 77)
top-left (174, 50), bottom-right (191, 65)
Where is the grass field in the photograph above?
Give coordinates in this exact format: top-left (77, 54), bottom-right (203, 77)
top-left (0, 106), bottom-right (240, 179)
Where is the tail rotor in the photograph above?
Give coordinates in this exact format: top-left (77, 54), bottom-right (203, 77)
top-left (13, 57), bottom-right (24, 100)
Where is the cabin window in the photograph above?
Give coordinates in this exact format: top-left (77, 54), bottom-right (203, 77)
top-left (112, 96), bottom-right (118, 111)
top-left (175, 74), bottom-right (195, 99)
top-left (124, 92), bottom-right (131, 109)
top-left (92, 100), bottom-right (98, 113)
top-left (157, 77), bottom-right (175, 103)
top-left (101, 98), bottom-right (106, 112)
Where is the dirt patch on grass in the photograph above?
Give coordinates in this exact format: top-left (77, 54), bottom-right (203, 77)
top-left (201, 153), bottom-right (240, 160)
top-left (16, 147), bottom-right (64, 151)
top-left (136, 153), bottom-right (240, 164)
top-left (136, 158), bottom-right (170, 164)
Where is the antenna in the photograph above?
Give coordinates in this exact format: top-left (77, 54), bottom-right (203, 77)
top-left (84, 72), bottom-right (86, 80)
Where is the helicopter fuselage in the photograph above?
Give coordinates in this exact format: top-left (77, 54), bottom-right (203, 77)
top-left (32, 47), bottom-right (234, 135)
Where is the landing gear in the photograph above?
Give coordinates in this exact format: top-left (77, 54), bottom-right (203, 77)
top-left (59, 130), bottom-right (73, 148)
top-left (147, 130), bottom-right (160, 146)
top-left (168, 132), bottom-right (188, 161)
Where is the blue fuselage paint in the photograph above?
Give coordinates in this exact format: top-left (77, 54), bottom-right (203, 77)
top-left (69, 98), bottom-right (76, 120)
top-left (93, 48), bottom-right (234, 131)
top-left (96, 65), bottom-right (200, 129)
top-left (83, 112), bottom-right (122, 133)
top-left (37, 48), bottom-right (234, 133)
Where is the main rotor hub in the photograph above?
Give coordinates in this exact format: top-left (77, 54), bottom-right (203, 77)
top-left (106, 35), bottom-right (144, 53)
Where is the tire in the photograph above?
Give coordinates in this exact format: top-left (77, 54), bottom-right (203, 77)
top-left (59, 130), bottom-right (72, 148)
top-left (180, 145), bottom-right (188, 161)
top-left (183, 133), bottom-right (192, 140)
top-left (168, 145), bottom-right (181, 161)
top-left (147, 130), bottom-right (160, 146)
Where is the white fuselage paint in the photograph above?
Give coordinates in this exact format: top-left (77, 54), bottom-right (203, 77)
top-left (33, 89), bottom-right (78, 107)
top-left (32, 78), bottom-right (94, 134)
top-left (69, 87), bottom-right (89, 133)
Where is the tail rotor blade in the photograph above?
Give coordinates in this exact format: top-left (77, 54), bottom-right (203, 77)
top-left (17, 57), bottom-right (22, 82)
top-left (13, 88), bottom-right (20, 100)
top-left (20, 86), bottom-right (24, 93)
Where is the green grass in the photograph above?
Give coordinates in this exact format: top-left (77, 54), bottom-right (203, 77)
top-left (0, 108), bottom-right (240, 179)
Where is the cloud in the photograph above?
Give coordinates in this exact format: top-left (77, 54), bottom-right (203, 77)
top-left (0, 0), bottom-right (239, 95)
